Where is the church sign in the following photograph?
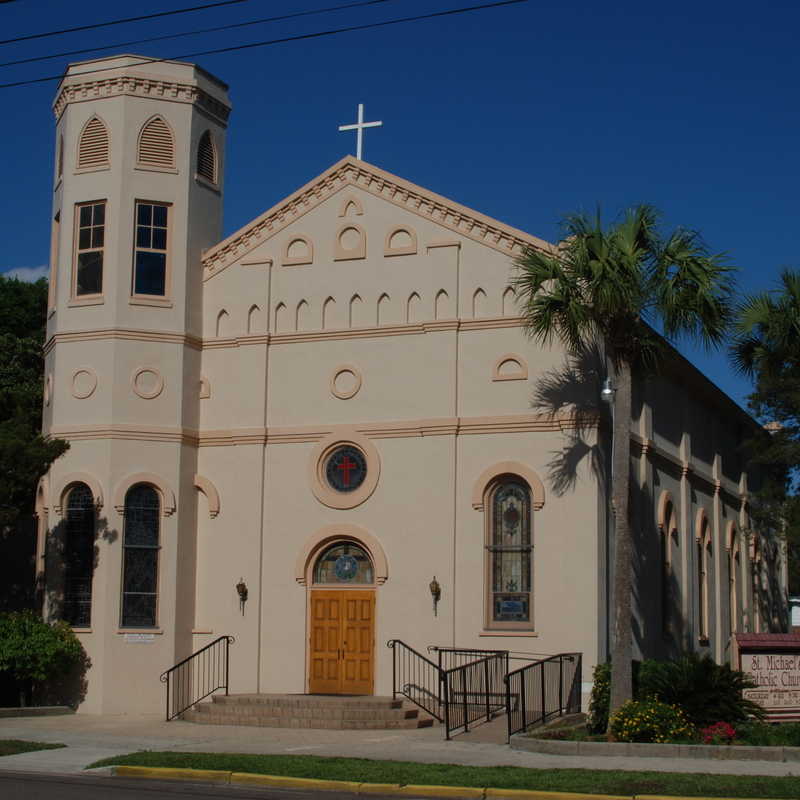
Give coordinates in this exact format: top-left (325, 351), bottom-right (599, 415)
top-left (735, 633), bottom-right (800, 721)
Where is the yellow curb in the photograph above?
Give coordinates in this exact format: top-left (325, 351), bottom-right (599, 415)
top-left (358, 783), bottom-right (405, 795)
top-left (231, 773), bottom-right (361, 792)
top-left (113, 766), bottom-right (232, 783)
top-left (399, 785), bottom-right (485, 798)
top-left (486, 791), bottom-right (628, 800)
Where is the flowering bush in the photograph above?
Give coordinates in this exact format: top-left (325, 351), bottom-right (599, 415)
top-left (701, 721), bottom-right (737, 745)
top-left (609, 699), bottom-right (695, 743)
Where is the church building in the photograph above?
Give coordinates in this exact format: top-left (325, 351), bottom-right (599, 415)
top-left (35, 55), bottom-right (787, 715)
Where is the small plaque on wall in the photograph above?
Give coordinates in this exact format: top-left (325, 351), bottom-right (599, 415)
top-left (124, 633), bottom-right (155, 644)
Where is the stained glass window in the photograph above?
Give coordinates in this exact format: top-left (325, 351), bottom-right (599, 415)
top-left (325, 445), bottom-right (367, 493)
top-left (121, 485), bottom-right (160, 627)
top-left (487, 479), bottom-right (532, 624)
top-left (313, 542), bottom-right (374, 584)
top-left (63, 483), bottom-right (94, 627)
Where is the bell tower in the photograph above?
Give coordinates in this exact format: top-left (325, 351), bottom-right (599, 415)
top-left (42, 55), bottom-right (231, 713)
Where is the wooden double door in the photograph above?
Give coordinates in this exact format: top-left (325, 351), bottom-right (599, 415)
top-left (308, 590), bottom-right (375, 695)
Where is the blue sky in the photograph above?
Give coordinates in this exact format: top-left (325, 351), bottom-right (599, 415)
top-left (1, 0), bottom-right (797, 413)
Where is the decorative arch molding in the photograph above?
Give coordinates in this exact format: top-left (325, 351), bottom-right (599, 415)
top-left (282, 235), bottom-right (314, 266)
top-left (338, 194), bottom-right (364, 217)
top-left (35, 474), bottom-right (50, 515)
top-left (294, 524), bottom-right (388, 586)
top-left (194, 474), bottom-right (220, 518)
top-left (334, 223), bottom-right (366, 261)
top-left (726, 520), bottom-right (740, 553)
top-left (695, 507), bottom-right (710, 543)
top-left (657, 490), bottom-right (677, 533)
top-left (492, 354), bottom-right (528, 382)
top-left (113, 472), bottom-right (176, 517)
top-left (384, 226), bottom-right (417, 256)
top-left (471, 461), bottom-right (545, 511)
top-left (52, 472), bottom-right (104, 515)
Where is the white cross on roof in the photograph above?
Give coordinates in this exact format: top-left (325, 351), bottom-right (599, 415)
top-left (338, 103), bottom-right (382, 161)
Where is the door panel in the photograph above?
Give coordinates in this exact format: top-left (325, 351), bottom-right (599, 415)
top-left (308, 590), bottom-right (374, 695)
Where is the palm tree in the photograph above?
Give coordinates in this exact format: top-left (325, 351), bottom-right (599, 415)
top-left (514, 205), bottom-right (734, 723)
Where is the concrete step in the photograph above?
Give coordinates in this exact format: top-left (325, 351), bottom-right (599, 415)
top-left (180, 694), bottom-right (436, 730)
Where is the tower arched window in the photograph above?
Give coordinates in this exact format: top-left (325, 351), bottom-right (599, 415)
top-left (196, 130), bottom-right (217, 184)
top-left (697, 513), bottom-right (712, 643)
top-left (137, 116), bottom-right (175, 170)
top-left (63, 483), bottom-right (94, 627)
top-left (121, 485), bottom-right (160, 627)
top-left (77, 116), bottom-right (109, 170)
top-left (486, 477), bottom-right (532, 629)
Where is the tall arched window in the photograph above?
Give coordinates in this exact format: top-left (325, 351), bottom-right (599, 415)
top-left (729, 525), bottom-right (742, 634)
top-left (658, 495), bottom-right (678, 636)
top-left (697, 513), bottom-right (712, 642)
top-left (121, 485), bottom-right (160, 627)
top-left (63, 483), bottom-right (94, 627)
top-left (486, 478), bottom-right (532, 629)
top-left (196, 130), bottom-right (217, 184)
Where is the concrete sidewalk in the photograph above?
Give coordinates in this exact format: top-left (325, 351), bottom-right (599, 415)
top-left (0, 712), bottom-right (798, 778)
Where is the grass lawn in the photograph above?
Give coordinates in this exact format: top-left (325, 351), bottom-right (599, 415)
top-left (87, 751), bottom-right (800, 798)
top-left (0, 740), bottom-right (66, 757)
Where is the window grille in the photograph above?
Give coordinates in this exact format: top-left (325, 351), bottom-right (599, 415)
top-left (133, 202), bottom-right (168, 296)
top-left (74, 202), bottom-right (105, 296)
top-left (77, 117), bottom-right (109, 170)
top-left (122, 485), bottom-right (160, 627)
top-left (63, 483), bottom-right (94, 627)
top-left (137, 117), bottom-right (175, 169)
top-left (197, 131), bottom-right (217, 184)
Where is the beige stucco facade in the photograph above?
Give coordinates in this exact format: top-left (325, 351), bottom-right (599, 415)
top-left (36, 55), bottom-right (787, 715)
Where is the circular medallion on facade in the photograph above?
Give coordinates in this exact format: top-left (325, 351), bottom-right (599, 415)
top-left (330, 365), bottom-right (362, 400)
top-left (334, 553), bottom-right (359, 581)
top-left (71, 368), bottom-right (98, 399)
top-left (131, 367), bottom-right (164, 399)
top-left (325, 445), bottom-right (367, 493)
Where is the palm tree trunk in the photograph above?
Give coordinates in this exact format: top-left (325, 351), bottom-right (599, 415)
top-left (608, 358), bottom-right (633, 728)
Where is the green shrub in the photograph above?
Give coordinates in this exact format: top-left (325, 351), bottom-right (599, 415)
top-left (0, 611), bottom-right (84, 706)
top-left (641, 653), bottom-right (765, 727)
top-left (735, 722), bottom-right (800, 747)
top-left (587, 662), bottom-right (610, 733)
top-left (609, 699), bottom-right (694, 743)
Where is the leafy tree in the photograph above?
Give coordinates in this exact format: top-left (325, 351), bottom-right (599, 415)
top-left (731, 269), bottom-right (800, 594)
top-left (514, 206), bottom-right (734, 725)
top-left (0, 275), bottom-right (68, 606)
top-left (0, 610), bottom-right (83, 706)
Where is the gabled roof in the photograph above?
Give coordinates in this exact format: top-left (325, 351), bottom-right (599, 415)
top-left (202, 156), bottom-right (554, 280)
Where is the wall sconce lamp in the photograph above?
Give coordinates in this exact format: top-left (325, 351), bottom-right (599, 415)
top-left (236, 578), bottom-right (248, 615)
top-left (429, 576), bottom-right (441, 617)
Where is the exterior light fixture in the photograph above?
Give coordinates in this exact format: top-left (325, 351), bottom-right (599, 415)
top-left (600, 377), bottom-right (615, 403)
top-left (429, 576), bottom-right (441, 617)
top-left (236, 578), bottom-right (248, 615)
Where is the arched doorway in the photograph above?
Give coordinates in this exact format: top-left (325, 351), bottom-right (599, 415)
top-left (308, 541), bottom-right (375, 695)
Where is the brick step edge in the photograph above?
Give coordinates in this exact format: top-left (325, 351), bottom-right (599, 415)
top-left (181, 711), bottom-right (433, 729)
top-left (194, 706), bottom-right (419, 720)
top-left (510, 733), bottom-right (800, 762)
top-left (212, 696), bottom-right (404, 709)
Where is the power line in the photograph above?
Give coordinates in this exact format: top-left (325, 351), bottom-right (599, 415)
top-left (0, 0), bottom-right (527, 90)
top-left (0, 0), bottom-right (251, 47)
top-left (0, 0), bottom-right (398, 68)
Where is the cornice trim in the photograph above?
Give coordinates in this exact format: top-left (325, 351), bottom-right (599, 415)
top-left (53, 72), bottom-right (231, 123)
top-left (201, 157), bottom-right (554, 279)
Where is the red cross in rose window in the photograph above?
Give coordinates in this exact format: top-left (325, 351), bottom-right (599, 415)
top-left (337, 455), bottom-right (357, 488)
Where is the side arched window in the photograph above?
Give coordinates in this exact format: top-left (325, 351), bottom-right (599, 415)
top-left (697, 514), bottom-right (712, 642)
top-left (121, 485), bottom-right (160, 627)
top-left (64, 483), bottom-right (94, 627)
top-left (137, 116), bottom-right (175, 169)
top-left (77, 116), bottom-right (109, 170)
top-left (486, 478), bottom-right (532, 629)
top-left (196, 130), bottom-right (217, 184)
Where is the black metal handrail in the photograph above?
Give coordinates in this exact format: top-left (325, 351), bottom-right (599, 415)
top-left (441, 651), bottom-right (507, 739)
top-left (387, 639), bottom-right (443, 721)
top-left (427, 646), bottom-right (509, 673)
top-left (160, 635), bottom-right (234, 721)
top-left (504, 652), bottom-right (582, 739)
